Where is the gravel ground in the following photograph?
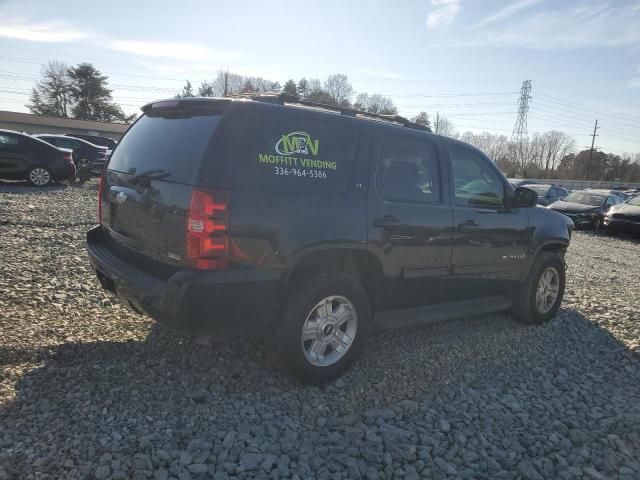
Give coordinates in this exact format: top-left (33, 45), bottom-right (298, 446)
top-left (1, 179), bottom-right (639, 480)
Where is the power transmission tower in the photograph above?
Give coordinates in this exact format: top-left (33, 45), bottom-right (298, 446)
top-left (511, 80), bottom-right (532, 170)
top-left (585, 119), bottom-right (599, 180)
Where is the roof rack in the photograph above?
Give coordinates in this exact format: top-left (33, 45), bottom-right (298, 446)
top-left (233, 92), bottom-right (432, 133)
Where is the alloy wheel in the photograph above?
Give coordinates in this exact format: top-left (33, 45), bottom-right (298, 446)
top-left (29, 167), bottom-right (51, 186)
top-left (300, 295), bottom-right (358, 367)
top-left (535, 267), bottom-right (560, 314)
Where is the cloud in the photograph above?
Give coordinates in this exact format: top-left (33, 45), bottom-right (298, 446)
top-left (353, 68), bottom-right (404, 80)
top-left (426, 0), bottom-right (461, 29)
top-left (459, 2), bottom-right (640, 49)
top-left (0, 20), bottom-right (87, 43)
top-left (628, 66), bottom-right (640, 88)
top-left (473, 0), bottom-right (543, 29)
top-left (108, 40), bottom-right (237, 62)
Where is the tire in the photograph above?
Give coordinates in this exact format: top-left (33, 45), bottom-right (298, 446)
top-left (273, 272), bottom-right (371, 384)
top-left (592, 216), bottom-right (603, 234)
top-left (512, 251), bottom-right (565, 325)
top-left (26, 166), bottom-right (53, 187)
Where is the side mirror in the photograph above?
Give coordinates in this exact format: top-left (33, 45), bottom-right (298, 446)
top-left (512, 186), bottom-right (538, 208)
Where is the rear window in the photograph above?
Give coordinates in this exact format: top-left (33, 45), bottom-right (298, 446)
top-left (231, 107), bottom-right (358, 195)
top-left (108, 113), bottom-right (221, 184)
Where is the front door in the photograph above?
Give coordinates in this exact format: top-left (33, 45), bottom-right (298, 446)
top-left (446, 141), bottom-right (530, 299)
top-left (368, 130), bottom-right (453, 310)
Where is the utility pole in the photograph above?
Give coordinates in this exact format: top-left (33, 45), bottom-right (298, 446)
top-left (435, 112), bottom-right (440, 134)
top-left (511, 80), bottom-right (532, 171)
top-left (585, 119), bottom-right (599, 180)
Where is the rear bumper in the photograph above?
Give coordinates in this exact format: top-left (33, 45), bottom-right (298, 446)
top-left (52, 162), bottom-right (76, 181)
top-left (86, 226), bottom-right (281, 336)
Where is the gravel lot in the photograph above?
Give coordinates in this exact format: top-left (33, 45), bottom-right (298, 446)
top-left (1, 179), bottom-right (639, 480)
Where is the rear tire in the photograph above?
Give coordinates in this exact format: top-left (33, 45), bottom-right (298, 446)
top-left (512, 251), bottom-right (565, 325)
top-left (26, 166), bottom-right (53, 187)
top-left (273, 272), bottom-right (371, 384)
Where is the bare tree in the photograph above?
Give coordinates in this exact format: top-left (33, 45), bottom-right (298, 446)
top-left (27, 61), bottom-right (72, 117)
top-left (324, 74), bottom-right (353, 106)
top-left (353, 93), bottom-right (397, 115)
top-left (435, 115), bottom-right (457, 137)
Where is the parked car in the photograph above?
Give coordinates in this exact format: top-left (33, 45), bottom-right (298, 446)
top-left (604, 195), bottom-right (640, 235)
top-left (548, 191), bottom-right (623, 230)
top-left (87, 96), bottom-right (572, 384)
top-left (521, 184), bottom-right (568, 206)
top-left (63, 133), bottom-right (117, 150)
top-left (0, 129), bottom-right (75, 186)
top-left (34, 134), bottom-right (110, 175)
top-left (585, 188), bottom-right (628, 201)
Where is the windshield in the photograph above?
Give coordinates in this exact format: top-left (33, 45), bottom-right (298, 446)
top-left (107, 113), bottom-right (221, 184)
top-left (564, 192), bottom-right (605, 206)
top-left (627, 196), bottom-right (640, 206)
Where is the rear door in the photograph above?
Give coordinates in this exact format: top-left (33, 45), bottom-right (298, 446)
top-left (445, 140), bottom-right (530, 298)
top-left (367, 128), bottom-right (453, 309)
top-left (103, 101), bottom-right (229, 267)
top-left (0, 133), bottom-right (28, 178)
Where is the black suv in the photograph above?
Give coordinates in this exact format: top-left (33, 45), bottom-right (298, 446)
top-left (87, 96), bottom-right (573, 384)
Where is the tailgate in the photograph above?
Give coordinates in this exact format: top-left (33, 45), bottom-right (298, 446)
top-left (102, 100), bottom-right (227, 267)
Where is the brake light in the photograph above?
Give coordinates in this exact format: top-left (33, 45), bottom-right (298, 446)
top-left (63, 153), bottom-right (73, 163)
top-left (98, 171), bottom-right (105, 224)
top-left (187, 190), bottom-right (229, 269)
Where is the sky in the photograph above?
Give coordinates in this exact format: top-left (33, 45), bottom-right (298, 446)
top-left (0, 0), bottom-right (638, 155)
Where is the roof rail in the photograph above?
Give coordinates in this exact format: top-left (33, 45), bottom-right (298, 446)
top-left (233, 92), bottom-right (432, 133)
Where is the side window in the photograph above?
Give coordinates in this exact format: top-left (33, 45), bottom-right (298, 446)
top-left (449, 144), bottom-right (505, 208)
top-left (0, 134), bottom-right (20, 149)
top-left (57, 139), bottom-right (78, 149)
top-left (376, 134), bottom-right (441, 204)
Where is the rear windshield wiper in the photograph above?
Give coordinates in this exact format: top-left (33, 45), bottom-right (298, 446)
top-left (128, 168), bottom-right (172, 184)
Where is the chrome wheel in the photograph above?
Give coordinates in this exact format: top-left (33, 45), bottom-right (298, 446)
top-left (29, 167), bottom-right (51, 186)
top-left (535, 267), bottom-right (560, 314)
top-left (301, 295), bottom-right (358, 367)
top-left (77, 157), bottom-right (90, 168)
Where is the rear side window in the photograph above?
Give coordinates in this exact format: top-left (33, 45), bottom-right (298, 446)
top-left (108, 113), bottom-right (221, 184)
top-left (376, 134), bottom-right (441, 204)
top-left (231, 108), bottom-right (358, 195)
top-left (0, 134), bottom-right (20, 147)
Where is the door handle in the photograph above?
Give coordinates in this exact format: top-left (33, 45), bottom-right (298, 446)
top-left (458, 219), bottom-right (478, 230)
top-left (373, 215), bottom-right (402, 229)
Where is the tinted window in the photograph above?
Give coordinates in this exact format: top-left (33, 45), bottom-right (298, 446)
top-left (49, 138), bottom-right (78, 149)
top-left (376, 134), bottom-right (441, 204)
top-left (108, 113), bottom-right (221, 184)
top-left (0, 134), bottom-right (20, 147)
top-left (450, 144), bottom-right (505, 208)
top-left (232, 108), bottom-right (358, 195)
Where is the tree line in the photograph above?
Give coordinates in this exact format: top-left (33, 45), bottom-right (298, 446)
top-left (25, 63), bottom-right (639, 181)
top-left (28, 61), bottom-right (135, 123)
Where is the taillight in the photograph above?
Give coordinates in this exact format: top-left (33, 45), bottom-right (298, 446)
top-left (187, 189), bottom-right (229, 269)
top-left (63, 153), bottom-right (73, 163)
top-left (98, 171), bottom-right (105, 224)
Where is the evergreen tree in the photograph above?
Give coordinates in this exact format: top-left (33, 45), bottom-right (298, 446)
top-left (282, 79), bottom-right (298, 97)
top-left (67, 63), bottom-right (132, 122)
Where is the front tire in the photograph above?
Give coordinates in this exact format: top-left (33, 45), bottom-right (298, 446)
top-left (26, 166), bottom-right (53, 187)
top-left (512, 251), bottom-right (565, 324)
top-left (274, 272), bottom-right (371, 384)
